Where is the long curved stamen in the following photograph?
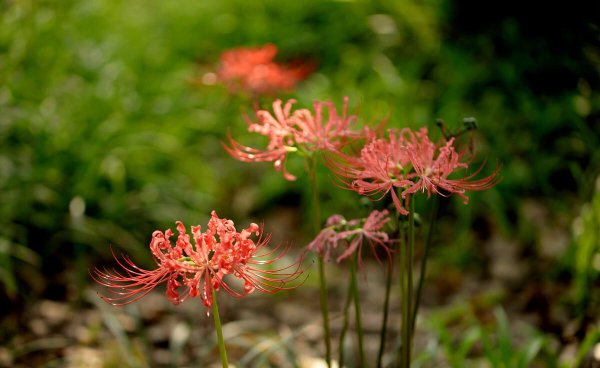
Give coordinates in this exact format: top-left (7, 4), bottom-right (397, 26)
top-left (94, 213), bottom-right (304, 310)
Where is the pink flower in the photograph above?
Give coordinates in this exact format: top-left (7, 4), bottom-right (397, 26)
top-left (329, 127), bottom-right (500, 213)
top-left (93, 211), bottom-right (302, 309)
top-left (307, 214), bottom-right (348, 262)
top-left (292, 97), bottom-right (360, 152)
top-left (308, 210), bottom-right (393, 265)
top-left (224, 99), bottom-right (299, 180)
top-left (401, 127), bottom-right (500, 203)
top-left (334, 209), bottom-right (393, 264)
top-left (328, 129), bottom-right (414, 214)
top-left (216, 44), bottom-right (312, 95)
top-left (225, 97), bottom-right (364, 181)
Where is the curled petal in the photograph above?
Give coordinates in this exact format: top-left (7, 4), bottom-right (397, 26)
top-left (94, 215), bottom-right (304, 310)
top-left (91, 250), bottom-right (172, 306)
top-left (307, 210), bottom-right (394, 267)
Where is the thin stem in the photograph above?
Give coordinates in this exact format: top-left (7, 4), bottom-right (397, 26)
top-left (318, 257), bottom-right (332, 367)
top-left (399, 220), bottom-right (408, 368)
top-left (406, 195), bottom-right (415, 366)
top-left (339, 270), bottom-right (354, 367)
top-left (211, 286), bottom-right (229, 368)
top-left (412, 196), bottom-right (439, 332)
top-left (377, 258), bottom-right (393, 368)
top-left (307, 155), bottom-right (321, 239)
top-left (393, 210), bottom-right (403, 367)
top-left (307, 155), bottom-right (331, 368)
top-left (350, 251), bottom-right (365, 367)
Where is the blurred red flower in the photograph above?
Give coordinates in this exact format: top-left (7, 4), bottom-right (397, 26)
top-left (216, 44), bottom-right (312, 95)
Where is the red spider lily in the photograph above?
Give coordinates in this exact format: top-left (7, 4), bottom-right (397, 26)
top-left (329, 127), bottom-right (500, 213)
top-left (307, 210), bottom-right (394, 265)
top-left (225, 97), bottom-right (364, 181)
top-left (216, 44), bottom-right (312, 95)
top-left (93, 211), bottom-right (302, 309)
top-left (328, 129), bottom-right (414, 214)
top-left (224, 99), bottom-right (299, 180)
top-left (292, 97), bottom-right (361, 152)
top-left (306, 214), bottom-right (347, 262)
top-left (400, 127), bottom-right (500, 202)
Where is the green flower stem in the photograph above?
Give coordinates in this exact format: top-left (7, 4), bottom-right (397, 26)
top-left (377, 257), bottom-right (393, 368)
top-left (307, 155), bottom-right (331, 368)
top-left (350, 251), bottom-right (366, 367)
top-left (317, 257), bottom-right (332, 367)
top-left (338, 271), bottom-right (354, 367)
top-left (406, 195), bottom-right (415, 366)
top-left (211, 286), bottom-right (229, 368)
top-left (397, 194), bottom-right (415, 368)
top-left (398, 219), bottom-right (408, 368)
top-left (412, 196), bottom-right (439, 332)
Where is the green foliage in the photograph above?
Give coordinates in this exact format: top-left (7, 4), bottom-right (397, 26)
top-left (420, 307), bottom-right (556, 368)
top-left (480, 308), bottom-right (548, 368)
top-left (572, 326), bottom-right (600, 368)
top-left (572, 177), bottom-right (600, 317)
top-left (0, 0), bottom-right (226, 298)
top-left (421, 305), bottom-right (600, 368)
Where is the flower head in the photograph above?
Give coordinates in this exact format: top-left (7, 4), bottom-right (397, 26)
top-left (401, 127), bottom-right (500, 203)
top-left (292, 97), bottom-right (360, 152)
top-left (93, 211), bottom-right (302, 310)
top-left (329, 127), bottom-right (500, 213)
top-left (216, 44), bottom-right (312, 95)
top-left (225, 97), bottom-right (364, 180)
top-left (225, 99), bottom-right (299, 180)
top-left (328, 129), bottom-right (414, 214)
top-left (308, 210), bottom-right (393, 265)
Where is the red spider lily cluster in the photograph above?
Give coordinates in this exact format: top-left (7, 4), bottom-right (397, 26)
top-left (307, 210), bottom-right (393, 265)
top-left (216, 44), bottom-right (312, 95)
top-left (225, 97), bottom-right (363, 180)
top-left (93, 211), bottom-right (301, 309)
top-left (226, 98), bottom-right (498, 213)
top-left (92, 35), bottom-right (503, 366)
top-left (330, 127), bottom-right (500, 214)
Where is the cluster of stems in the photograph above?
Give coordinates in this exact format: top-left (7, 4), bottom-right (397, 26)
top-left (307, 161), bottom-right (441, 368)
top-left (299, 120), bottom-right (493, 368)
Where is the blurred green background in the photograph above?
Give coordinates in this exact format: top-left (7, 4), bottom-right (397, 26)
top-left (1, 0), bottom-right (599, 366)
